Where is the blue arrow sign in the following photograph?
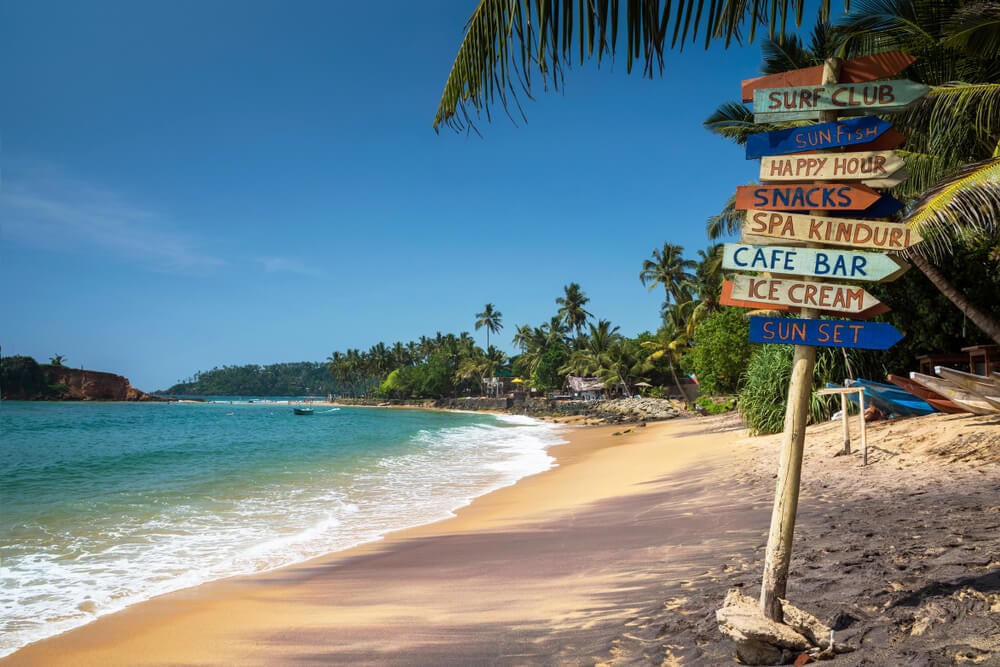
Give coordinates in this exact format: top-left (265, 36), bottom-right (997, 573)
top-left (825, 193), bottom-right (905, 219)
top-left (749, 317), bottom-right (904, 350)
top-left (746, 117), bottom-right (894, 160)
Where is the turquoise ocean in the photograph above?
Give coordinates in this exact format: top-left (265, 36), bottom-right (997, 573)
top-left (0, 400), bottom-right (565, 657)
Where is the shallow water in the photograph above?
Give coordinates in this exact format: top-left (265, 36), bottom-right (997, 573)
top-left (0, 400), bottom-right (563, 657)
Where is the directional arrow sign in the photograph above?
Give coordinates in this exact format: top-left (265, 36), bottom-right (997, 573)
top-left (856, 193), bottom-right (905, 218)
top-left (730, 274), bottom-right (882, 314)
top-left (742, 209), bottom-right (923, 249)
top-left (753, 80), bottom-right (930, 122)
top-left (850, 128), bottom-right (907, 152)
top-left (735, 183), bottom-right (882, 211)
top-left (749, 317), bottom-right (904, 350)
top-left (741, 51), bottom-right (917, 101)
top-left (721, 281), bottom-right (891, 319)
top-left (722, 243), bottom-right (909, 282)
top-left (760, 150), bottom-right (905, 182)
top-left (746, 116), bottom-right (895, 160)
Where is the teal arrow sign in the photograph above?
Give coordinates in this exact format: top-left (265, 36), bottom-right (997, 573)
top-left (722, 243), bottom-right (909, 282)
top-left (753, 80), bottom-right (930, 122)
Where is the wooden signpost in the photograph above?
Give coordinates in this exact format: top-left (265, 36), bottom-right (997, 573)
top-left (753, 79), bottom-right (930, 122)
top-left (741, 210), bottom-right (923, 249)
top-left (726, 56), bottom-right (927, 625)
top-left (735, 183), bottom-right (882, 211)
top-left (722, 243), bottom-right (908, 281)
top-left (749, 316), bottom-right (904, 350)
top-left (745, 116), bottom-right (894, 159)
top-left (760, 150), bottom-right (905, 182)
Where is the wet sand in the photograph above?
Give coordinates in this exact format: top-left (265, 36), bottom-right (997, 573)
top-left (4, 411), bottom-right (999, 666)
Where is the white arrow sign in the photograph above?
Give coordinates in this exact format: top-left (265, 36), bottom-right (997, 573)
top-left (730, 274), bottom-right (882, 314)
top-left (722, 243), bottom-right (908, 282)
top-left (741, 209), bottom-right (923, 250)
top-left (760, 150), bottom-right (905, 182)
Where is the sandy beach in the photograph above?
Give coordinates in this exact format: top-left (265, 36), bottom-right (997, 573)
top-left (3, 410), bottom-right (998, 666)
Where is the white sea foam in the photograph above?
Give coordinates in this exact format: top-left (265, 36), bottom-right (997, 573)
top-left (0, 408), bottom-right (564, 658)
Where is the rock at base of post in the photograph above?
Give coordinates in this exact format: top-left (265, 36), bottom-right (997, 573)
top-left (715, 589), bottom-right (855, 664)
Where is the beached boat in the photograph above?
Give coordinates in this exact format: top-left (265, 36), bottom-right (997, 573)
top-left (843, 378), bottom-right (937, 417)
top-left (908, 372), bottom-right (998, 415)
top-left (886, 374), bottom-right (966, 414)
top-left (934, 366), bottom-right (1000, 394)
top-left (292, 407), bottom-right (314, 415)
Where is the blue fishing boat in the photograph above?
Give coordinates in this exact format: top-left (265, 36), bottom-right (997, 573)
top-left (831, 378), bottom-right (937, 417)
top-left (292, 407), bottom-right (314, 416)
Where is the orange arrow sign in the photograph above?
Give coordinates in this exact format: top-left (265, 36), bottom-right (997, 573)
top-left (741, 51), bottom-right (917, 102)
top-left (735, 183), bottom-right (882, 211)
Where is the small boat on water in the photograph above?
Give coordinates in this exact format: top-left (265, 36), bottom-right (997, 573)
top-left (844, 378), bottom-right (937, 417)
top-left (886, 374), bottom-right (966, 414)
top-left (908, 372), bottom-right (998, 415)
top-left (292, 407), bottom-right (314, 416)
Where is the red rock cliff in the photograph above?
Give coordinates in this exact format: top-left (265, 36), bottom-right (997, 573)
top-left (45, 367), bottom-right (163, 401)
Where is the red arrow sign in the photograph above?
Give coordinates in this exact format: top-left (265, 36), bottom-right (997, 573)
top-left (735, 183), bottom-right (882, 211)
top-left (741, 51), bottom-right (917, 102)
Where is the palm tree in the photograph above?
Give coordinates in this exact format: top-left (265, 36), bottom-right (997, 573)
top-left (474, 303), bottom-right (503, 350)
top-left (48, 354), bottom-right (66, 367)
top-left (640, 243), bottom-right (696, 312)
top-left (555, 283), bottom-right (593, 340)
top-left (433, 0), bottom-right (845, 131)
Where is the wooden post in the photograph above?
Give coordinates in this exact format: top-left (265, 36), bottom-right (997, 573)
top-left (759, 57), bottom-right (842, 622)
top-left (840, 392), bottom-right (851, 455)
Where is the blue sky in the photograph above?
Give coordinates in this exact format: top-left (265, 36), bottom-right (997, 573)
top-left (2, 1), bottom-right (785, 391)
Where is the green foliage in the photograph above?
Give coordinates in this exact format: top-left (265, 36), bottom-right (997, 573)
top-left (686, 308), bottom-right (752, 395)
top-left (378, 369), bottom-right (406, 398)
top-left (532, 347), bottom-right (568, 392)
top-left (1, 356), bottom-right (68, 399)
top-left (2, 356), bottom-right (45, 399)
top-left (698, 395), bottom-right (738, 414)
top-left (739, 345), bottom-right (793, 435)
top-left (740, 342), bottom-right (867, 435)
top-left (164, 362), bottom-right (335, 396)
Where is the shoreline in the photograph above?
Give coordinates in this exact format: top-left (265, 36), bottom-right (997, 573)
top-left (2, 411), bottom-right (741, 666)
top-left (4, 410), bottom-right (998, 665)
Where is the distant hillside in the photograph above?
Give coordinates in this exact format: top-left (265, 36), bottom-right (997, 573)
top-left (160, 362), bottom-right (336, 396)
top-left (1, 356), bottom-right (162, 401)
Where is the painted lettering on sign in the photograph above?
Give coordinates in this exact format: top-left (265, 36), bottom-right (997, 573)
top-left (760, 319), bottom-right (865, 344)
top-left (752, 80), bottom-right (930, 122)
top-left (721, 281), bottom-right (892, 319)
top-left (735, 184), bottom-right (881, 211)
top-left (745, 117), bottom-right (895, 159)
top-left (760, 151), bottom-right (903, 182)
top-left (722, 243), bottom-right (905, 281)
top-left (754, 80), bottom-right (928, 114)
top-left (749, 317), bottom-right (904, 350)
top-left (743, 210), bottom-right (921, 249)
top-left (731, 275), bottom-right (881, 313)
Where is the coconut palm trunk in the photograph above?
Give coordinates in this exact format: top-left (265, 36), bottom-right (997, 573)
top-left (910, 253), bottom-right (1000, 344)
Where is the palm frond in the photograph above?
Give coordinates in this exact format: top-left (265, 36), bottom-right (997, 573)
top-left (706, 191), bottom-right (746, 239)
top-left (942, 2), bottom-right (1000, 60)
top-left (903, 157), bottom-right (1000, 261)
top-left (703, 101), bottom-right (758, 143)
top-left (434, 0), bottom-right (830, 132)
